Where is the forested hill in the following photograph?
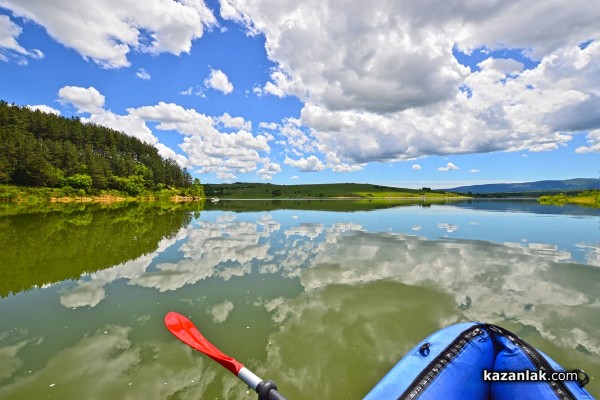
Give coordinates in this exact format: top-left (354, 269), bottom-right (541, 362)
top-left (0, 101), bottom-right (192, 194)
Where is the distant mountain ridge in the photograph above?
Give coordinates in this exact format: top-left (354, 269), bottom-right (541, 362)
top-left (445, 178), bottom-right (600, 194)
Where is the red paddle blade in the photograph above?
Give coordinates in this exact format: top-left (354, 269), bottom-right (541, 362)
top-left (164, 311), bottom-right (244, 375)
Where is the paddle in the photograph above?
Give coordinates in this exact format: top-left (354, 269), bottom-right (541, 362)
top-left (164, 311), bottom-right (288, 400)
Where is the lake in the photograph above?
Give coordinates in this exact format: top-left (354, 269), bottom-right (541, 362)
top-left (0, 199), bottom-right (598, 399)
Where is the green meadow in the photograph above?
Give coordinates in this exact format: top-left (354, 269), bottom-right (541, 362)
top-left (204, 182), bottom-right (464, 199)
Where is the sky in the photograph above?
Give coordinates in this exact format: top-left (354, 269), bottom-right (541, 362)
top-left (1, 0), bottom-right (599, 189)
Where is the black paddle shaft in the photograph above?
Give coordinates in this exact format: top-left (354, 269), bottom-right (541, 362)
top-left (257, 380), bottom-right (288, 400)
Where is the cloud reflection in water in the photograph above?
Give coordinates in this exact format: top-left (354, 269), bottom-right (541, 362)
top-left (0, 324), bottom-right (215, 400)
top-left (58, 212), bottom-right (599, 360)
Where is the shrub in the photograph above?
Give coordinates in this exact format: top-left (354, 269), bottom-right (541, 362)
top-left (113, 176), bottom-right (145, 196)
top-left (64, 174), bottom-right (93, 191)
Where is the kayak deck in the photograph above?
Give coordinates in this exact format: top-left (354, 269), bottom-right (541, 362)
top-left (363, 322), bottom-right (593, 400)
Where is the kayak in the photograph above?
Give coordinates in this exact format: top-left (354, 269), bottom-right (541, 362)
top-left (165, 313), bottom-right (593, 400)
top-left (363, 322), bottom-right (593, 400)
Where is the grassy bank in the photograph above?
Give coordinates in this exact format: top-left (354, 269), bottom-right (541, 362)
top-left (539, 190), bottom-right (600, 207)
top-left (0, 184), bottom-right (204, 204)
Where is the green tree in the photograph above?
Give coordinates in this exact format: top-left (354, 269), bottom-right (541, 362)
top-left (64, 174), bottom-right (93, 191)
top-left (188, 178), bottom-right (205, 197)
top-left (113, 176), bottom-right (145, 196)
top-left (134, 163), bottom-right (153, 182)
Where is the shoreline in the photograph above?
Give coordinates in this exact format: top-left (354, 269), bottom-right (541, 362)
top-left (48, 195), bottom-right (204, 204)
top-left (0, 184), bottom-right (205, 204)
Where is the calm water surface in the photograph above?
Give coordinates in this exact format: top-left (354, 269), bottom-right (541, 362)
top-left (0, 200), bottom-right (599, 399)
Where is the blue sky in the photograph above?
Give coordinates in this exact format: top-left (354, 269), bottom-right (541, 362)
top-left (1, 0), bottom-right (599, 188)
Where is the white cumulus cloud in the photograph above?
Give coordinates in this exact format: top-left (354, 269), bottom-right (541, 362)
top-left (0, 0), bottom-right (216, 68)
top-left (58, 86), bottom-right (105, 113)
top-left (257, 161), bottom-right (281, 180)
top-left (204, 69), bottom-right (233, 94)
top-left (284, 155), bottom-right (326, 172)
top-left (438, 162), bottom-right (459, 172)
top-left (259, 122), bottom-right (279, 130)
top-left (128, 101), bottom-right (273, 178)
top-left (84, 111), bottom-right (158, 146)
top-left (218, 112), bottom-right (251, 131)
top-left (576, 129), bottom-right (600, 154)
top-left (0, 14), bottom-right (43, 64)
top-left (26, 104), bottom-right (61, 115)
top-left (135, 68), bottom-right (151, 80)
top-left (220, 0), bottom-right (600, 167)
